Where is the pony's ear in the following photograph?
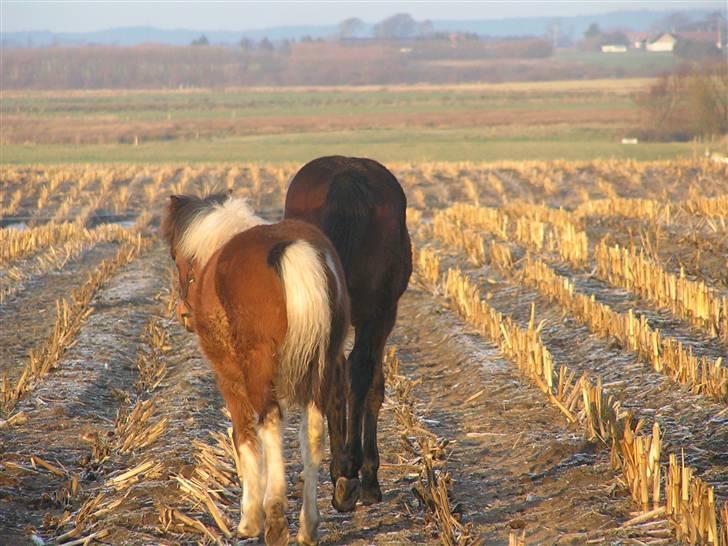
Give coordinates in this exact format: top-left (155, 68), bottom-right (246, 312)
top-left (169, 194), bottom-right (188, 211)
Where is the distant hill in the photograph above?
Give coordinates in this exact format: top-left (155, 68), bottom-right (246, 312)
top-left (2, 25), bottom-right (339, 47)
top-left (432, 10), bottom-right (715, 38)
top-left (2, 8), bottom-right (717, 47)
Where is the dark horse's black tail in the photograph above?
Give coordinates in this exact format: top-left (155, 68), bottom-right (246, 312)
top-left (322, 170), bottom-right (374, 279)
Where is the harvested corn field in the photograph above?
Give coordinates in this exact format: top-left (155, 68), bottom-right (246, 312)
top-left (1, 158), bottom-right (727, 545)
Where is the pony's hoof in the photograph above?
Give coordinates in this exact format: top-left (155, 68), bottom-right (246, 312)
top-left (264, 505), bottom-right (289, 546)
top-left (332, 476), bottom-right (360, 512)
top-left (237, 519), bottom-right (262, 539)
top-left (296, 530), bottom-right (319, 546)
top-left (361, 480), bottom-right (382, 505)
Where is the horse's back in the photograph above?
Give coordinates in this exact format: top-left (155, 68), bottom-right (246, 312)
top-left (285, 156), bottom-right (406, 218)
top-left (285, 156), bottom-right (412, 324)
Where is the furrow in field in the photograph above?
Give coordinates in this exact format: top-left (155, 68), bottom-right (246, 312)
top-left (0, 247), bottom-right (165, 542)
top-left (389, 286), bottom-right (643, 544)
top-left (18, 250), bottom-right (429, 545)
top-left (440, 203), bottom-right (728, 367)
top-left (0, 242), bottom-right (121, 378)
top-left (586, 215), bottom-right (728, 290)
top-left (420, 233), bottom-right (727, 499)
top-left (0, 223), bottom-right (136, 304)
top-left (0, 226), bottom-right (149, 417)
top-left (414, 242), bottom-right (726, 545)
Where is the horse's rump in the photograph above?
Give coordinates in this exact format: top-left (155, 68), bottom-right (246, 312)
top-left (322, 169), bottom-right (374, 278)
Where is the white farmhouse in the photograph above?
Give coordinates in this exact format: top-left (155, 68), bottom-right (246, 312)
top-left (601, 44), bottom-right (627, 53)
top-left (646, 33), bottom-right (678, 52)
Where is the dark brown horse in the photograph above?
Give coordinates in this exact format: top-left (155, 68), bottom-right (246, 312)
top-left (285, 156), bottom-right (412, 511)
top-left (162, 194), bottom-right (350, 546)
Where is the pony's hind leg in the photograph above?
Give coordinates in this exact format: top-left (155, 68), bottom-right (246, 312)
top-left (221, 381), bottom-right (264, 539)
top-left (297, 402), bottom-right (324, 546)
top-left (259, 405), bottom-right (289, 546)
top-left (237, 436), bottom-right (264, 538)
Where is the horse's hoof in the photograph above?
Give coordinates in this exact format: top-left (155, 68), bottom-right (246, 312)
top-left (296, 530), bottom-right (319, 546)
top-left (332, 476), bottom-right (360, 512)
top-left (361, 480), bottom-right (382, 505)
top-left (264, 504), bottom-right (289, 546)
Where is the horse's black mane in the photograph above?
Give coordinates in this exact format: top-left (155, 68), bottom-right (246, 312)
top-left (160, 192), bottom-right (229, 248)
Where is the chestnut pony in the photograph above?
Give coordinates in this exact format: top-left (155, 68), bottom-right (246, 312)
top-left (162, 194), bottom-right (350, 546)
top-left (284, 156), bottom-right (412, 510)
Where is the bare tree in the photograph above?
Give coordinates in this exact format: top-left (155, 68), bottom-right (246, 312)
top-left (339, 17), bottom-right (365, 39)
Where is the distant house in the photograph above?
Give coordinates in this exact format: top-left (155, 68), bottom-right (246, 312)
top-left (644, 31), bottom-right (724, 52)
top-left (601, 44), bottom-right (627, 53)
top-left (646, 32), bottom-right (678, 52)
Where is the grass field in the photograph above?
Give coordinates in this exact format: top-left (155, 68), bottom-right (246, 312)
top-left (3, 78), bottom-right (706, 164)
top-left (1, 128), bottom-right (699, 164)
top-left (555, 49), bottom-right (678, 73)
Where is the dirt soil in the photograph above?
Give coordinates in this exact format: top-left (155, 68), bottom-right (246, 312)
top-left (1, 161), bottom-right (726, 545)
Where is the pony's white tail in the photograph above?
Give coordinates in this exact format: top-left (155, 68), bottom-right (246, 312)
top-left (277, 240), bottom-right (333, 403)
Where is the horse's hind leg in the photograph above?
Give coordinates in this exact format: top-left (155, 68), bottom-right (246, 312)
top-left (334, 306), bottom-right (396, 510)
top-left (259, 404), bottom-right (289, 546)
top-left (360, 306), bottom-right (397, 505)
top-left (221, 380), bottom-right (264, 539)
top-left (326, 354), bottom-right (352, 507)
top-left (298, 402), bottom-right (324, 546)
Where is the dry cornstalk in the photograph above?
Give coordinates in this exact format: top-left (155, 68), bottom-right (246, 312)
top-left (384, 348), bottom-right (472, 546)
top-left (0, 222), bottom-right (82, 266)
top-left (135, 318), bottom-right (169, 394)
top-left (521, 255), bottom-right (728, 401)
top-left (595, 242), bottom-right (728, 342)
top-left (413, 243), bottom-right (726, 546)
top-left (0, 223), bottom-right (142, 304)
top-left (108, 459), bottom-right (163, 489)
top-left (114, 398), bottom-right (168, 454)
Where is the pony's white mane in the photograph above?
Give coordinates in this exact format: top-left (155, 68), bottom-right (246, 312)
top-left (178, 197), bottom-right (266, 265)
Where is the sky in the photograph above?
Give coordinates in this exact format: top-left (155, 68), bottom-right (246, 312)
top-left (2, 0), bottom-right (726, 33)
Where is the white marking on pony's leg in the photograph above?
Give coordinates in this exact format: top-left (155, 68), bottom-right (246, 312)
top-left (298, 402), bottom-right (324, 545)
top-left (259, 409), bottom-right (287, 513)
top-left (237, 438), bottom-right (264, 537)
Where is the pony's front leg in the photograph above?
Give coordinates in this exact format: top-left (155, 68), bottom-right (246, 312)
top-left (259, 405), bottom-right (289, 546)
top-left (298, 402), bottom-right (324, 546)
